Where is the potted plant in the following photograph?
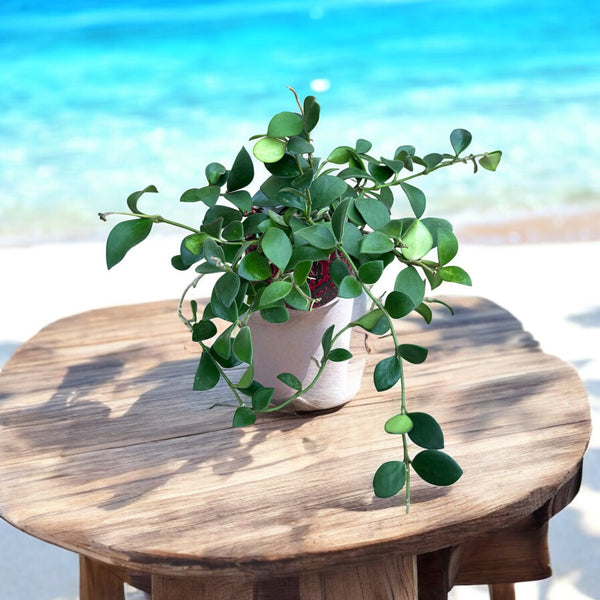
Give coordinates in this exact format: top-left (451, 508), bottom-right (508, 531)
top-left (99, 87), bottom-right (501, 511)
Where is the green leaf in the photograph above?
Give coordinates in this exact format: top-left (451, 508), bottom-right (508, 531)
top-left (205, 162), bottom-right (227, 186)
top-left (397, 344), bottom-right (428, 364)
top-left (358, 260), bottom-right (384, 284)
top-left (232, 406), bottom-right (256, 428)
top-left (329, 259), bottom-right (349, 287)
top-left (287, 136), bottom-right (315, 155)
top-left (193, 352), bottom-right (220, 391)
top-left (277, 372), bottom-right (302, 391)
top-left (224, 190), bottom-right (252, 212)
top-left (337, 276), bottom-right (363, 299)
top-left (201, 217), bottom-right (224, 239)
top-left (374, 355), bottom-right (402, 392)
top-left (259, 281), bottom-right (293, 307)
top-left (183, 232), bottom-right (209, 258)
top-left (252, 387), bottom-right (274, 411)
top-left (303, 95), bottom-right (320, 132)
top-left (215, 271), bottom-right (241, 307)
top-left (439, 266), bottom-right (472, 286)
top-left (328, 348), bottom-right (353, 362)
top-left (384, 414), bottom-right (414, 434)
top-left (213, 326), bottom-right (233, 359)
top-left (321, 324), bottom-right (335, 356)
top-left (227, 146), bottom-right (254, 192)
top-left (262, 227), bottom-right (293, 271)
top-left (327, 145), bottom-right (354, 164)
top-left (412, 450), bottom-right (463, 486)
top-left (401, 219), bottom-right (433, 260)
top-left (106, 218), bottom-right (153, 269)
top-left (437, 228), bottom-right (458, 266)
top-left (479, 151), bottom-right (502, 171)
top-left (373, 461), bottom-right (406, 498)
top-left (450, 129), bottom-right (472, 155)
top-left (384, 291), bottom-right (414, 319)
top-left (236, 364), bottom-right (254, 389)
top-left (285, 282), bottom-right (311, 310)
top-left (414, 303), bottom-right (433, 324)
top-left (293, 260), bottom-right (312, 285)
top-left (233, 326), bottom-right (253, 364)
top-left (238, 251), bottom-right (272, 281)
top-left (332, 198), bottom-right (350, 241)
top-left (310, 175), bottom-right (348, 211)
top-left (399, 182), bottom-right (426, 218)
top-left (180, 186), bottom-right (220, 206)
top-left (394, 266), bottom-right (425, 306)
top-left (407, 412), bottom-right (444, 449)
top-left (191, 320), bottom-right (217, 342)
top-left (254, 137), bottom-right (287, 163)
top-left (127, 184), bottom-right (158, 213)
top-left (222, 220), bottom-right (244, 241)
top-left (267, 111), bottom-right (304, 138)
top-left (260, 305), bottom-right (290, 323)
top-left (360, 231), bottom-right (394, 255)
top-left (202, 238), bottom-right (225, 267)
top-left (356, 138), bottom-right (372, 153)
top-left (423, 153), bottom-right (443, 169)
top-left (351, 308), bottom-right (384, 332)
top-left (266, 153), bottom-right (304, 177)
top-left (295, 224), bottom-right (336, 251)
top-left (355, 197), bottom-right (390, 229)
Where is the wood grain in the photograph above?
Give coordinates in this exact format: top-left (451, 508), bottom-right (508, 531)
top-left (0, 297), bottom-right (591, 585)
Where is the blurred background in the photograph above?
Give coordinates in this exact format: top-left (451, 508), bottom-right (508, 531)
top-left (1, 0), bottom-right (599, 245)
top-left (1, 1), bottom-right (599, 599)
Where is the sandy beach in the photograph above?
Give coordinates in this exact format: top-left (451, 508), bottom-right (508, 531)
top-left (0, 213), bottom-right (598, 600)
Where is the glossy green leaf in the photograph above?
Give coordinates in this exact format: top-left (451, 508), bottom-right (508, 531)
top-left (267, 111), bottom-right (304, 138)
top-left (259, 305), bottom-right (289, 323)
top-left (201, 217), bottom-right (224, 239)
top-left (236, 364), bottom-right (254, 389)
top-left (213, 326), bottom-right (233, 359)
top-left (287, 136), bottom-right (314, 155)
top-left (384, 291), bottom-right (414, 319)
top-left (351, 308), bottom-right (384, 332)
top-left (374, 355), bottom-right (402, 391)
top-left (412, 450), bottom-right (463, 486)
top-left (193, 352), bottom-right (220, 391)
top-left (222, 220), bottom-right (244, 241)
top-left (401, 219), bottom-right (434, 260)
top-left (202, 238), bottom-right (225, 267)
top-left (232, 406), bottom-right (256, 427)
top-left (358, 260), bottom-right (384, 284)
top-left (397, 344), bottom-right (428, 364)
top-left (265, 153), bottom-right (303, 177)
top-left (338, 276), bottom-right (363, 299)
top-left (238, 251), bottom-right (272, 281)
top-left (106, 218), bottom-right (153, 269)
top-left (321, 324), bottom-right (335, 356)
top-left (394, 266), bottom-right (425, 306)
top-left (373, 461), bottom-right (406, 498)
top-left (293, 260), bottom-right (312, 285)
top-left (224, 190), bottom-right (252, 212)
top-left (295, 224), bottom-right (336, 251)
top-left (254, 137), bottom-right (287, 163)
top-left (180, 186), bottom-right (220, 206)
top-left (399, 181), bottom-right (426, 218)
top-left (252, 387), bottom-right (274, 411)
top-left (437, 228), bottom-right (458, 266)
top-left (303, 95), bottom-right (320, 132)
top-left (262, 227), bottom-right (293, 271)
top-left (328, 348), bottom-right (353, 362)
top-left (233, 326), bottom-right (253, 364)
top-left (215, 271), bottom-right (240, 307)
top-left (182, 233), bottom-right (209, 263)
top-left (310, 175), bottom-right (348, 211)
top-left (329, 259), bottom-right (349, 287)
top-left (277, 372), bottom-right (302, 391)
top-left (205, 162), bottom-right (227, 186)
top-left (360, 231), bottom-right (394, 255)
top-left (479, 150), bottom-right (502, 171)
top-left (355, 197), bottom-right (390, 229)
top-left (407, 412), bottom-right (444, 449)
top-left (332, 198), bottom-right (350, 241)
top-left (450, 129), bottom-right (472, 155)
top-left (126, 184), bottom-right (158, 213)
top-left (439, 266), bottom-right (472, 286)
top-left (327, 146), bottom-right (354, 164)
top-left (285, 283), bottom-right (311, 310)
top-left (423, 153), bottom-right (443, 169)
top-left (414, 302), bottom-right (433, 324)
top-left (259, 281), bottom-right (293, 307)
top-left (191, 320), bottom-right (217, 342)
top-left (384, 414), bottom-right (414, 434)
top-left (226, 146), bottom-right (254, 192)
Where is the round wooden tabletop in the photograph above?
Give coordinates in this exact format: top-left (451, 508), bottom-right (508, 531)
top-left (0, 297), bottom-right (591, 580)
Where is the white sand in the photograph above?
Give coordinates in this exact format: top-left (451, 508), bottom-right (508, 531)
top-left (1, 237), bottom-right (598, 600)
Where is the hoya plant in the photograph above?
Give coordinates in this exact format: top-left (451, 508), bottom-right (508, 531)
top-left (99, 87), bottom-right (501, 511)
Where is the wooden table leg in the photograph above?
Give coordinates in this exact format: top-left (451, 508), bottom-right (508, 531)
top-left (79, 555), bottom-right (125, 600)
top-left (488, 583), bottom-right (516, 600)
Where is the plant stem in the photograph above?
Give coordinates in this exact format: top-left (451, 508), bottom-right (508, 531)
top-left (99, 211), bottom-right (202, 234)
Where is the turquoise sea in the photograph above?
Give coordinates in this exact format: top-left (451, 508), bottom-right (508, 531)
top-left (1, 0), bottom-right (599, 244)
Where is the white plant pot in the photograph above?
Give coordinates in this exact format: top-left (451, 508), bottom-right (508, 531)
top-left (248, 295), bottom-right (369, 412)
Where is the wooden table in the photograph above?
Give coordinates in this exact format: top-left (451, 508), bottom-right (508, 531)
top-left (0, 297), bottom-right (591, 600)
